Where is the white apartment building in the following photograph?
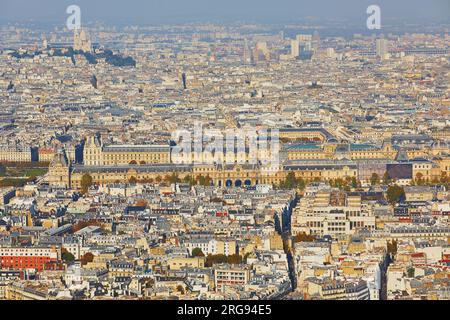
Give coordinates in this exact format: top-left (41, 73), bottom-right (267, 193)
top-left (292, 190), bottom-right (376, 238)
top-left (183, 238), bottom-right (236, 256)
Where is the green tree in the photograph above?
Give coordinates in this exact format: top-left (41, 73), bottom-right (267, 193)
top-left (415, 173), bottom-right (424, 186)
top-left (205, 254), bottom-right (228, 267)
top-left (0, 164), bottom-right (6, 176)
top-left (196, 175), bottom-right (212, 186)
top-left (334, 178), bottom-right (346, 189)
top-left (176, 285), bottom-right (185, 294)
top-left (81, 173), bottom-right (93, 194)
top-left (383, 171), bottom-right (391, 185)
top-left (196, 175), bottom-right (205, 185)
top-left (191, 248), bottom-right (205, 257)
top-left (297, 177), bottom-right (306, 190)
top-left (279, 172), bottom-right (306, 190)
top-left (128, 176), bottom-right (138, 184)
top-left (166, 173), bottom-right (181, 184)
top-left (329, 179), bottom-right (335, 188)
top-left (293, 232), bottom-right (315, 243)
top-left (142, 177), bottom-right (154, 184)
top-left (61, 249), bottom-right (75, 262)
top-left (387, 240), bottom-right (398, 255)
top-left (351, 177), bottom-right (359, 188)
top-left (183, 175), bottom-right (196, 186)
top-left (370, 173), bottom-right (380, 186)
top-left (282, 172), bottom-right (297, 189)
top-left (227, 254), bottom-right (243, 264)
top-left (386, 185), bottom-right (405, 205)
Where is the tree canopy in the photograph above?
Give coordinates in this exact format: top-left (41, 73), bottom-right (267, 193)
top-left (166, 173), bottom-right (181, 184)
top-left (279, 172), bottom-right (306, 190)
top-left (81, 173), bottom-right (93, 194)
top-left (370, 173), bottom-right (380, 186)
top-left (292, 232), bottom-right (316, 243)
top-left (128, 176), bottom-right (138, 184)
top-left (386, 185), bottom-right (405, 205)
top-left (196, 175), bottom-right (212, 186)
top-left (80, 252), bottom-right (94, 266)
top-left (61, 248), bottom-right (75, 262)
top-left (191, 248), bottom-right (205, 257)
top-left (204, 254), bottom-right (243, 267)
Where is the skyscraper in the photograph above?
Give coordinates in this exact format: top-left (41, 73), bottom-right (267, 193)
top-left (291, 39), bottom-right (300, 58)
top-left (296, 34), bottom-right (313, 59)
top-left (376, 38), bottom-right (389, 59)
top-left (242, 39), bottom-right (253, 64)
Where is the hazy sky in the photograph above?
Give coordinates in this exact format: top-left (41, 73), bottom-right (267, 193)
top-left (0, 0), bottom-right (449, 24)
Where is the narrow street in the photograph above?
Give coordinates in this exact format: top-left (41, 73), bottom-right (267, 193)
top-left (276, 193), bottom-right (300, 296)
top-left (380, 253), bottom-right (393, 300)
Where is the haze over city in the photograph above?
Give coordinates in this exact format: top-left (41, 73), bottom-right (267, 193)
top-left (0, 0), bottom-right (449, 24)
top-left (0, 0), bottom-right (448, 307)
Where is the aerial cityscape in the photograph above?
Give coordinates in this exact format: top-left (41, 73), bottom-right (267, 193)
top-left (0, 0), bottom-right (449, 302)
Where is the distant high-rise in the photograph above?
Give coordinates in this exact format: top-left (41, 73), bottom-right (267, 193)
top-left (242, 39), bottom-right (253, 64)
top-left (42, 35), bottom-right (48, 50)
top-left (291, 39), bottom-right (300, 58)
top-left (296, 34), bottom-right (313, 59)
top-left (376, 38), bottom-right (389, 59)
top-left (326, 48), bottom-right (335, 58)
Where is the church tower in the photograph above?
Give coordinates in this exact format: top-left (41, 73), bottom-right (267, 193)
top-left (73, 28), bottom-right (92, 52)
